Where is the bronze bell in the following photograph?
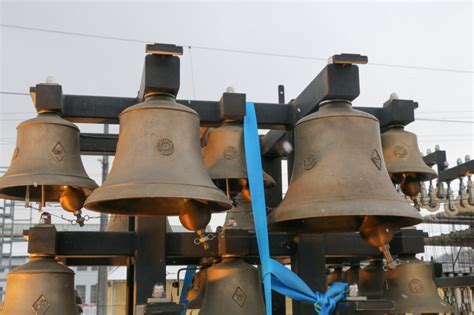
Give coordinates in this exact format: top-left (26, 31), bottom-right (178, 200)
top-left (1, 255), bottom-right (79, 315)
top-left (0, 112), bottom-right (97, 208)
top-left (269, 100), bottom-right (421, 262)
top-left (382, 127), bottom-right (437, 197)
top-left (384, 255), bottom-right (453, 314)
top-left (203, 122), bottom-right (275, 199)
top-left (85, 96), bottom-right (232, 216)
top-left (186, 268), bottom-right (207, 309)
top-left (199, 258), bottom-right (265, 315)
top-left (224, 194), bottom-right (255, 230)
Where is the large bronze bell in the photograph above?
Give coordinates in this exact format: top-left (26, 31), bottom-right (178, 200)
top-left (269, 100), bottom-right (421, 236)
top-left (1, 255), bottom-right (79, 315)
top-left (85, 95), bottom-right (232, 216)
top-left (203, 122), bottom-right (275, 198)
top-left (0, 112), bottom-right (97, 207)
top-left (382, 127), bottom-right (437, 197)
top-left (198, 258), bottom-right (265, 315)
top-left (384, 255), bottom-right (453, 314)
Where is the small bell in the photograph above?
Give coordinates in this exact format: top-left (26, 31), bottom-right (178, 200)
top-left (223, 194), bottom-right (255, 231)
top-left (1, 255), bottom-right (79, 315)
top-left (203, 122), bottom-right (275, 198)
top-left (381, 126), bottom-right (437, 197)
top-left (198, 258), bottom-right (265, 315)
top-left (0, 112), bottom-right (98, 207)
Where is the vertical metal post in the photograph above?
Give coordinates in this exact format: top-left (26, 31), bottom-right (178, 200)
top-left (134, 216), bottom-right (167, 307)
top-left (126, 216), bottom-right (135, 315)
top-left (291, 234), bottom-right (326, 315)
top-left (97, 123), bottom-right (109, 315)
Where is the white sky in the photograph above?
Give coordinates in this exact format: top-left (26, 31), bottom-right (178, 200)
top-left (0, 1), bottom-right (473, 234)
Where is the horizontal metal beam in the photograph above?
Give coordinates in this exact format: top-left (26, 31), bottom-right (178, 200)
top-left (63, 94), bottom-right (290, 127)
top-left (435, 275), bottom-right (474, 288)
top-left (26, 226), bottom-right (425, 266)
top-left (438, 160), bottom-right (474, 183)
top-left (423, 150), bottom-right (448, 172)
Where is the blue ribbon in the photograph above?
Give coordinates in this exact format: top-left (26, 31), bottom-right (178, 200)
top-left (180, 266), bottom-right (196, 315)
top-left (243, 102), bottom-right (348, 315)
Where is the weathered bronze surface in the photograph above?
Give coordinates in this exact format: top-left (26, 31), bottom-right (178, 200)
top-left (269, 100), bottom-right (421, 233)
top-left (199, 258), bottom-right (265, 315)
top-left (85, 96), bottom-right (232, 215)
top-left (384, 256), bottom-right (453, 314)
top-left (382, 127), bottom-right (437, 185)
top-left (203, 122), bottom-right (275, 195)
top-left (1, 255), bottom-right (79, 315)
top-left (0, 112), bottom-right (97, 203)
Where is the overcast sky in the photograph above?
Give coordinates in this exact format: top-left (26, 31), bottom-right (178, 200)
top-left (0, 1), bottom-right (473, 237)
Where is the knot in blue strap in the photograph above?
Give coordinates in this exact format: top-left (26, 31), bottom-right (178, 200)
top-left (313, 282), bottom-right (348, 315)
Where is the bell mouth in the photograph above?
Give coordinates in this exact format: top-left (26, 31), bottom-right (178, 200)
top-left (0, 184), bottom-right (95, 202)
top-left (267, 213), bottom-right (421, 234)
top-left (389, 171), bottom-right (437, 184)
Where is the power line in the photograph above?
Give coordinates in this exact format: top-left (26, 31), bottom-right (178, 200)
top-left (1, 24), bottom-right (473, 74)
top-left (0, 91), bottom-right (29, 96)
top-left (416, 118), bottom-right (474, 124)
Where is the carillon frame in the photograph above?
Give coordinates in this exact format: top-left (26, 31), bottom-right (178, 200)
top-left (22, 43), bottom-right (473, 315)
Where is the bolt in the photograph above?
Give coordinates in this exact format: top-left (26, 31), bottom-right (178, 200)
top-left (45, 75), bottom-right (56, 84)
top-left (465, 155), bottom-right (471, 162)
top-left (435, 145), bottom-right (440, 151)
top-left (226, 86), bottom-right (235, 93)
top-left (457, 158), bottom-right (463, 165)
top-left (427, 148), bottom-right (432, 155)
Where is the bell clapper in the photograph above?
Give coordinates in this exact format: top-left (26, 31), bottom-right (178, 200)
top-left (419, 182), bottom-right (428, 206)
top-left (239, 179), bottom-right (252, 203)
top-left (437, 181), bottom-right (447, 199)
top-left (24, 185), bottom-right (30, 208)
top-left (379, 244), bottom-right (399, 269)
top-left (426, 180), bottom-right (440, 212)
top-left (193, 230), bottom-right (215, 250)
top-left (444, 182), bottom-right (458, 217)
top-left (40, 184), bottom-right (46, 210)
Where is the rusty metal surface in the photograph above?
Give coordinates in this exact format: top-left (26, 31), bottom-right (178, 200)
top-left (85, 96), bottom-right (232, 215)
top-left (0, 112), bottom-right (98, 202)
top-left (269, 100), bottom-right (421, 233)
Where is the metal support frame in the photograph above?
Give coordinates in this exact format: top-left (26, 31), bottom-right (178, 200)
top-left (22, 43), bottom-right (434, 315)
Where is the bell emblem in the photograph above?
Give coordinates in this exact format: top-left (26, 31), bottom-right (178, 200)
top-left (382, 127), bottom-right (437, 197)
top-left (198, 258), bottom-right (265, 315)
top-left (269, 100), bottom-right (421, 264)
top-left (384, 256), bottom-right (453, 313)
top-left (1, 255), bottom-right (79, 315)
top-left (0, 112), bottom-right (97, 210)
top-left (203, 122), bottom-right (275, 200)
top-left (85, 95), bottom-right (232, 216)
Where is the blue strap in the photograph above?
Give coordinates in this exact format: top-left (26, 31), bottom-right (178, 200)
top-left (243, 102), bottom-right (348, 315)
top-left (180, 266), bottom-right (196, 315)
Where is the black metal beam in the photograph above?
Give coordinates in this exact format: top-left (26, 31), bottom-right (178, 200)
top-left (423, 150), bottom-right (448, 172)
top-left (435, 275), bottom-right (474, 288)
top-left (438, 160), bottom-right (474, 183)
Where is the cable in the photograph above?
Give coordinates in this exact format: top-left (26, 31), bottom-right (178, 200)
top-left (0, 91), bottom-right (29, 96)
top-left (1, 23), bottom-right (473, 74)
top-left (416, 118), bottom-right (474, 124)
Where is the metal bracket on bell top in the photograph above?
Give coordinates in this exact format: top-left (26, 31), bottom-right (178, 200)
top-left (26, 225), bottom-right (58, 256)
top-left (219, 92), bottom-right (246, 121)
top-left (138, 43), bottom-right (183, 101)
top-left (29, 82), bottom-right (64, 113)
top-left (379, 94), bottom-right (419, 131)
